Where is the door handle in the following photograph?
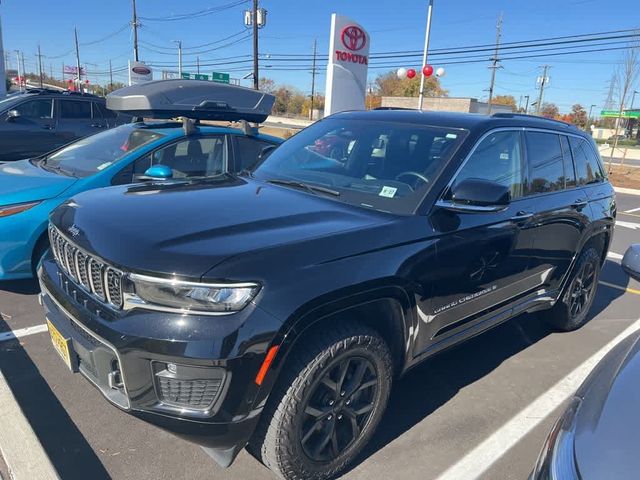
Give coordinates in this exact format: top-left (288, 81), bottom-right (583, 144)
top-left (90, 123), bottom-right (105, 128)
top-left (41, 125), bottom-right (54, 130)
top-left (510, 211), bottom-right (533, 221)
top-left (571, 199), bottom-right (588, 210)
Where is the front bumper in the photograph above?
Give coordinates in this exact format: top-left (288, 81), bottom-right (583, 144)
top-left (38, 255), bottom-right (282, 460)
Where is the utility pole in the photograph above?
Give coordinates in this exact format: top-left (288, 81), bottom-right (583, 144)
top-left (49, 64), bottom-right (53, 80)
top-left (61, 61), bottom-right (64, 84)
top-left (524, 95), bottom-right (530, 114)
top-left (588, 104), bottom-right (596, 124)
top-left (109, 59), bottom-right (113, 90)
top-left (20, 52), bottom-right (25, 86)
top-left (15, 50), bottom-right (22, 92)
top-left (309, 39), bottom-right (317, 121)
top-left (36, 44), bottom-right (44, 87)
top-left (252, 0), bottom-right (259, 90)
top-left (74, 28), bottom-right (82, 90)
top-left (535, 65), bottom-right (550, 115)
top-left (418, 0), bottom-right (434, 110)
top-left (487, 13), bottom-right (503, 115)
top-left (132, 0), bottom-right (139, 61)
top-left (196, 56), bottom-right (200, 75)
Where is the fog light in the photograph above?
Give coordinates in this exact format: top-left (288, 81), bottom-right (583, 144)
top-left (167, 363), bottom-right (177, 374)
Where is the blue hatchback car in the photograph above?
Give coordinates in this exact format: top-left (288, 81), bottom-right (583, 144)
top-left (0, 119), bottom-right (281, 280)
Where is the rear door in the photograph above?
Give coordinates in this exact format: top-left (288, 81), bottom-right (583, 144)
top-left (524, 131), bottom-right (589, 293)
top-left (56, 99), bottom-right (96, 146)
top-left (0, 97), bottom-right (57, 160)
top-left (419, 129), bottom-right (541, 350)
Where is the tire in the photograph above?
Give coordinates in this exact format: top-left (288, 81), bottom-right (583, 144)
top-left (547, 247), bottom-right (601, 331)
top-left (249, 323), bottom-right (393, 480)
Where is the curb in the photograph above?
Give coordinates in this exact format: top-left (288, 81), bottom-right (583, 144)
top-left (614, 186), bottom-right (640, 196)
top-left (0, 370), bottom-right (59, 480)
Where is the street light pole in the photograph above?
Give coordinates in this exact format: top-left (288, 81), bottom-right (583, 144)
top-left (523, 95), bottom-right (530, 114)
top-left (588, 104), bottom-right (596, 124)
top-left (173, 41), bottom-right (182, 76)
top-left (417, 0), bottom-right (434, 110)
top-left (15, 50), bottom-right (22, 92)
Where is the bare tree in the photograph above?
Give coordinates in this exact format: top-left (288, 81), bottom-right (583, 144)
top-left (608, 41), bottom-right (640, 171)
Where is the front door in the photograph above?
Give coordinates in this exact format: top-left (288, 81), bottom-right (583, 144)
top-left (0, 98), bottom-right (57, 160)
top-left (416, 129), bottom-right (541, 354)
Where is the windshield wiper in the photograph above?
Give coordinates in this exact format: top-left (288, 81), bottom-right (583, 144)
top-left (266, 179), bottom-right (340, 197)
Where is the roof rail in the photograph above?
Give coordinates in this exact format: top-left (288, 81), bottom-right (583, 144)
top-left (373, 106), bottom-right (417, 111)
top-left (491, 112), bottom-right (576, 128)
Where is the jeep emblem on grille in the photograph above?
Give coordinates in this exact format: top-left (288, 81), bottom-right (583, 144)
top-left (68, 225), bottom-right (81, 237)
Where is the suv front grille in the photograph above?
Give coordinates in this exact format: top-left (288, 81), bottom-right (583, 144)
top-left (49, 226), bottom-right (124, 309)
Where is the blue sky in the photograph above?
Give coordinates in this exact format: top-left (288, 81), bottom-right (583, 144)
top-left (1, 0), bottom-right (638, 113)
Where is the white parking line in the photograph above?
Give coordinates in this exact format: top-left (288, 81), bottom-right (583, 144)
top-left (616, 220), bottom-right (640, 230)
top-left (0, 324), bottom-right (48, 343)
top-left (435, 316), bottom-right (640, 480)
top-left (607, 251), bottom-right (623, 260)
top-left (624, 207), bottom-right (640, 213)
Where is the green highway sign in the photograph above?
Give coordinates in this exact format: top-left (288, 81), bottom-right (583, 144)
top-left (211, 71), bottom-right (230, 84)
top-left (179, 72), bottom-right (230, 83)
top-left (601, 109), bottom-right (640, 118)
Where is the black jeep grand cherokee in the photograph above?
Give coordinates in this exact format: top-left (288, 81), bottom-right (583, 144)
top-left (39, 110), bottom-right (615, 480)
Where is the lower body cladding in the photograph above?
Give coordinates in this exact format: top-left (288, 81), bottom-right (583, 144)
top-left (37, 257), bottom-right (281, 467)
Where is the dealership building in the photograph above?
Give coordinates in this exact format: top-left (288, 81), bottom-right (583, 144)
top-left (381, 96), bottom-right (514, 114)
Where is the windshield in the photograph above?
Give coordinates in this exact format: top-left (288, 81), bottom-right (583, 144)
top-left (253, 118), bottom-right (468, 214)
top-left (44, 124), bottom-right (164, 177)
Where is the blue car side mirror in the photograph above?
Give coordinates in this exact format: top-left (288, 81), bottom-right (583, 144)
top-left (143, 164), bottom-right (173, 180)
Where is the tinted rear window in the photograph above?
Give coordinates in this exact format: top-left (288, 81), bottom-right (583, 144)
top-left (526, 131), bottom-right (565, 194)
top-left (570, 137), bottom-right (605, 185)
top-left (60, 100), bottom-right (91, 119)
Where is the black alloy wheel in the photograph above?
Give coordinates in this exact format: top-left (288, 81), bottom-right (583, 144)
top-left (300, 355), bottom-right (378, 462)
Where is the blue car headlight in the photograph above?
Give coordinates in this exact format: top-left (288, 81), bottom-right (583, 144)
top-left (0, 201), bottom-right (41, 218)
top-left (531, 397), bottom-right (581, 480)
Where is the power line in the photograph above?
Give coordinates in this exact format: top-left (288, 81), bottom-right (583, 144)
top-left (139, 0), bottom-right (248, 22)
top-left (139, 30), bottom-right (248, 51)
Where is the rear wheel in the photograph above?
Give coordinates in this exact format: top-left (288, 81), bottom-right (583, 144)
top-left (249, 323), bottom-right (392, 480)
top-left (547, 247), bottom-right (601, 331)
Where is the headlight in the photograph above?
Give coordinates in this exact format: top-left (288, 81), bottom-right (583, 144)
top-left (530, 397), bottom-right (581, 480)
top-left (0, 201), bottom-right (41, 218)
top-left (127, 273), bottom-right (260, 314)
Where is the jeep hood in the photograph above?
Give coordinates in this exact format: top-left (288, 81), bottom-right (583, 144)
top-left (50, 176), bottom-right (392, 278)
top-left (0, 159), bottom-right (77, 206)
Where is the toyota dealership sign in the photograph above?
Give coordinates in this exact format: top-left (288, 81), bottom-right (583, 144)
top-left (325, 14), bottom-right (370, 116)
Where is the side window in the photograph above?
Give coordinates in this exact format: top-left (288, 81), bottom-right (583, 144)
top-left (560, 135), bottom-right (576, 188)
top-left (570, 137), bottom-right (605, 185)
top-left (131, 136), bottom-right (228, 181)
top-left (14, 99), bottom-right (53, 119)
top-left (94, 102), bottom-right (116, 119)
top-left (450, 130), bottom-right (525, 199)
top-left (60, 100), bottom-right (92, 119)
top-left (235, 136), bottom-right (277, 171)
top-left (525, 132), bottom-right (565, 194)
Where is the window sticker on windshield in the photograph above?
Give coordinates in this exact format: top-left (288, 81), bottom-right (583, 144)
top-left (96, 162), bottom-right (112, 171)
top-left (446, 133), bottom-right (457, 139)
top-left (500, 152), bottom-right (509, 160)
top-left (379, 186), bottom-right (398, 198)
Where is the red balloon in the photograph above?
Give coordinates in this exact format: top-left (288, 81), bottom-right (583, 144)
top-left (407, 68), bottom-right (416, 79)
top-left (422, 65), bottom-right (434, 77)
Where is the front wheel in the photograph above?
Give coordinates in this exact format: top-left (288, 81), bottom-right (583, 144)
top-left (547, 247), bottom-right (601, 331)
top-left (249, 323), bottom-right (393, 480)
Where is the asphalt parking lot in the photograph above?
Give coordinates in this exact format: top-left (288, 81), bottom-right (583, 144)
top-left (1, 191), bottom-right (639, 480)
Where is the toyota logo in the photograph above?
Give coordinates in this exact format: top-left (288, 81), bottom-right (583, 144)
top-left (341, 25), bottom-right (366, 51)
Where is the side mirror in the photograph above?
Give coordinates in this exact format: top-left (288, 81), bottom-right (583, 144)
top-left (141, 164), bottom-right (173, 180)
top-left (6, 110), bottom-right (20, 121)
top-left (445, 178), bottom-right (510, 211)
top-left (622, 244), bottom-right (640, 280)
top-left (258, 145), bottom-right (277, 160)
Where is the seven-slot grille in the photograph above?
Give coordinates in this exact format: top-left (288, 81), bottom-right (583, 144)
top-left (49, 226), bottom-right (124, 308)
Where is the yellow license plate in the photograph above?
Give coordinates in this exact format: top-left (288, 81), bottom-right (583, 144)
top-left (47, 319), bottom-right (72, 370)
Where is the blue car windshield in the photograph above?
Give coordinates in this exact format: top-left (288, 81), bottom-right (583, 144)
top-left (253, 118), bottom-right (468, 214)
top-left (43, 124), bottom-right (164, 178)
